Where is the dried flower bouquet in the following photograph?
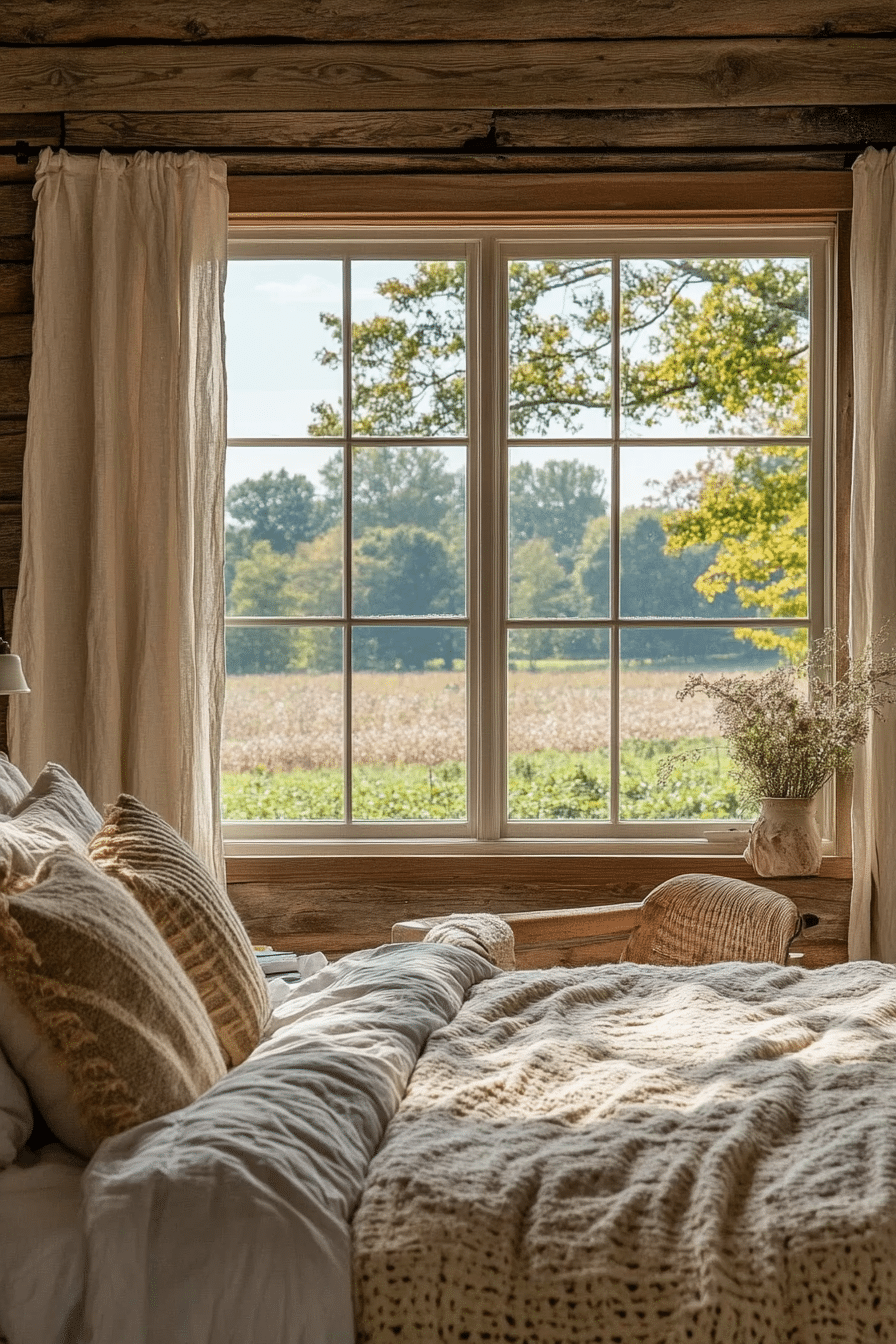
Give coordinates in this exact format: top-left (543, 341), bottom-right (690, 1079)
top-left (669, 630), bottom-right (896, 806)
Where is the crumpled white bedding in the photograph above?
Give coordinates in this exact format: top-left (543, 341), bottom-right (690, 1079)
top-left (0, 942), bottom-right (497, 1344)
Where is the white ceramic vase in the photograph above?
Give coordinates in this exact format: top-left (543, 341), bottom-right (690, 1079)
top-left (744, 796), bottom-right (822, 878)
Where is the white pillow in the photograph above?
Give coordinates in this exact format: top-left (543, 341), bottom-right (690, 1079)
top-left (0, 753), bottom-right (29, 814)
top-left (1, 762), bottom-right (103, 877)
top-left (0, 1043), bottom-right (32, 1167)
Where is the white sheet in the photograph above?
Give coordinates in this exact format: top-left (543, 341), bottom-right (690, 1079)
top-left (0, 1144), bottom-right (86, 1344)
top-left (79, 942), bottom-right (497, 1344)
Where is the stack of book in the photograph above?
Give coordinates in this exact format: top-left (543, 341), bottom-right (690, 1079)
top-left (253, 946), bottom-right (304, 977)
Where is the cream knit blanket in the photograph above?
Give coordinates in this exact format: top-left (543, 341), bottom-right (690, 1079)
top-left (353, 960), bottom-right (896, 1343)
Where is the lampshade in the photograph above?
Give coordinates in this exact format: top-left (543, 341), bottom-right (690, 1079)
top-left (0, 640), bottom-right (29, 694)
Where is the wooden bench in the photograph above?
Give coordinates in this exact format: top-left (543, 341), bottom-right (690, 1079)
top-left (392, 901), bottom-right (644, 970)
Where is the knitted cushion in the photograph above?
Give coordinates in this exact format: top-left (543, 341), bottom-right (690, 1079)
top-left (0, 845), bottom-right (226, 1158)
top-left (622, 873), bottom-right (802, 966)
top-left (89, 796), bottom-right (269, 1067)
top-left (2, 762), bottom-right (103, 876)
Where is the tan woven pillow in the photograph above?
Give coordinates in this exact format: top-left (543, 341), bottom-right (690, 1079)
top-left (89, 796), bottom-right (269, 1067)
top-left (0, 844), bottom-right (226, 1158)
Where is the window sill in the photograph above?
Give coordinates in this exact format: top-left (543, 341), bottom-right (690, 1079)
top-left (224, 846), bottom-right (851, 886)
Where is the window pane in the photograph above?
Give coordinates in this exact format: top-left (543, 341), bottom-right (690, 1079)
top-left (618, 631), bottom-right (806, 820)
top-left (350, 260), bottom-right (466, 436)
top-left (226, 447), bottom-right (343, 619)
top-left (508, 260), bottom-right (612, 438)
top-left (620, 257), bottom-right (810, 437)
top-left (351, 444), bottom-right (465, 617)
top-left (619, 443), bottom-right (808, 621)
top-left (222, 632), bottom-right (344, 820)
top-left (352, 630), bottom-right (466, 820)
top-left (225, 259), bottom-right (343, 439)
top-left (507, 630), bottom-right (610, 820)
top-left (508, 448), bottom-right (610, 619)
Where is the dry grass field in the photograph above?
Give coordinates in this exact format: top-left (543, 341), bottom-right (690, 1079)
top-left (222, 667), bottom-right (722, 773)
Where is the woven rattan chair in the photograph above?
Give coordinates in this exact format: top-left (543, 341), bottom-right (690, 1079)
top-left (621, 873), bottom-right (803, 966)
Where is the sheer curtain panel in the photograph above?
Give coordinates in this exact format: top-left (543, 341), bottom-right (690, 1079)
top-left (849, 147), bottom-right (896, 961)
top-left (10, 149), bottom-right (229, 880)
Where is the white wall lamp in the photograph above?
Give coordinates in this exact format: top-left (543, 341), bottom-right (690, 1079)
top-left (0, 638), bottom-right (29, 695)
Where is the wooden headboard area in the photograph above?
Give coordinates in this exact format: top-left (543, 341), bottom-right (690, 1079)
top-left (0, 0), bottom-right (883, 960)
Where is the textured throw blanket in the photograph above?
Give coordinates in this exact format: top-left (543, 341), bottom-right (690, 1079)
top-left (353, 960), bottom-right (896, 1344)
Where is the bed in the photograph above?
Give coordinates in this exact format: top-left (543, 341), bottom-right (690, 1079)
top-left (0, 759), bottom-right (892, 1344)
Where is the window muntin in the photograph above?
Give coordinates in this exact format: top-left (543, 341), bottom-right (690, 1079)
top-left (223, 226), bottom-right (832, 850)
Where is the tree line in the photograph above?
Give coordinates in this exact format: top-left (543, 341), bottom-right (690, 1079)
top-left (226, 256), bottom-right (810, 674)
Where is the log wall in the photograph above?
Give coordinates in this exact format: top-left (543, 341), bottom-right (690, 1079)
top-left (0, 1), bottom-right (882, 958)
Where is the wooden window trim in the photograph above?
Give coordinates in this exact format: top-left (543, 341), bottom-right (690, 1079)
top-left (224, 172), bottom-right (853, 867)
top-left (228, 170), bottom-right (852, 221)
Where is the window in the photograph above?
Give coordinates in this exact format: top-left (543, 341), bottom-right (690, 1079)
top-left (223, 224), bottom-right (833, 852)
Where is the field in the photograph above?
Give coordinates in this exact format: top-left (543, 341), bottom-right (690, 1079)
top-left (221, 667), bottom-right (744, 821)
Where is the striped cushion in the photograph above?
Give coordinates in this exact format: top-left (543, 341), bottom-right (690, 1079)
top-left (89, 796), bottom-right (269, 1067)
top-left (0, 846), bottom-right (226, 1157)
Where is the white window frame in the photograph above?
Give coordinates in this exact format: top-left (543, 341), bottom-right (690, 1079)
top-left (224, 221), bottom-right (835, 859)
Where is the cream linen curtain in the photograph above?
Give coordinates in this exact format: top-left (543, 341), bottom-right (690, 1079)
top-left (10, 149), bottom-right (228, 880)
top-left (849, 147), bottom-right (896, 960)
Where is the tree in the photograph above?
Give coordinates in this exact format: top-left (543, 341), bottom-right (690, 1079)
top-left (226, 540), bottom-right (301, 675)
top-left (660, 444), bottom-right (808, 662)
top-left (574, 509), bottom-right (764, 664)
top-left (226, 469), bottom-right (318, 553)
top-left (317, 443), bottom-right (463, 536)
top-left (509, 459), bottom-right (607, 569)
top-left (353, 524), bottom-right (464, 670)
top-left (308, 257), bottom-right (808, 439)
top-left (509, 537), bottom-right (573, 665)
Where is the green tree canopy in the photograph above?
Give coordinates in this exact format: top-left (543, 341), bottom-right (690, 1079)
top-left (509, 459), bottom-right (607, 569)
top-left (226, 468), bottom-right (318, 553)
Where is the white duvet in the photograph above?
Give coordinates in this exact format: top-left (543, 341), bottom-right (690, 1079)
top-left (0, 942), bottom-right (496, 1344)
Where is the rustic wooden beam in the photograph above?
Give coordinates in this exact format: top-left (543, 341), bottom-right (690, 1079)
top-left (220, 150), bottom-right (850, 176)
top-left (1, 40), bottom-right (895, 115)
top-left (227, 171), bottom-right (853, 218)
top-left (497, 105), bottom-right (896, 149)
top-left (3, 1), bottom-right (894, 43)
top-left (64, 110), bottom-right (494, 150)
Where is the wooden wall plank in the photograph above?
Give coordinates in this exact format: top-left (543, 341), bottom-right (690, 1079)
top-left (0, 505), bottom-right (21, 588)
top-left (2, 1), bottom-right (894, 43)
top-left (0, 357), bottom-right (29, 416)
top-left (0, 113), bottom-right (61, 144)
top-left (227, 170), bottom-right (853, 217)
top-left (0, 314), bottom-right (31, 361)
top-left (497, 105), bottom-right (896, 149)
top-left (0, 266), bottom-right (31, 315)
top-left (220, 150), bottom-right (850, 176)
top-left (0, 425), bottom-right (25, 499)
top-left (1, 41), bottom-right (894, 115)
top-left (0, 186), bottom-right (35, 238)
top-left (64, 110), bottom-right (494, 150)
top-left (228, 868), bottom-right (850, 962)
